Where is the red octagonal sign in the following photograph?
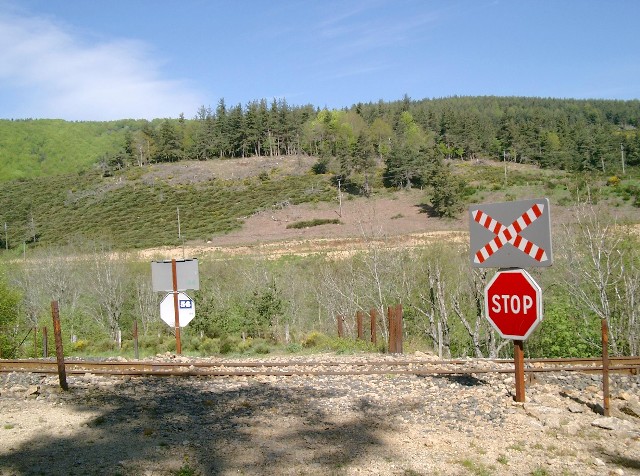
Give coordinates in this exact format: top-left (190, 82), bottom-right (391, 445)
top-left (484, 269), bottom-right (542, 340)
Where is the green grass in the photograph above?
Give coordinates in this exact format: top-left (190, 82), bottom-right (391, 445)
top-left (458, 459), bottom-right (493, 476)
top-left (175, 465), bottom-right (200, 476)
top-left (530, 468), bottom-right (550, 476)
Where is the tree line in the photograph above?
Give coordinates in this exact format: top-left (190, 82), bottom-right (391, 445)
top-left (100, 96), bottom-right (640, 183)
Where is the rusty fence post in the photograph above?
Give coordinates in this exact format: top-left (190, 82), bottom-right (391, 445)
top-left (602, 319), bottom-right (610, 416)
top-left (356, 311), bottom-right (364, 340)
top-left (50, 301), bottom-right (68, 391)
top-left (395, 304), bottom-right (403, 354)
top-left (42, 327), bottom-right (48, 358)
top-left (369, 308), bottom-right (377, 345)
top-left (337, 315), bottom-right (344, 338)
top-left (133, 320), bottom-right (139, 360)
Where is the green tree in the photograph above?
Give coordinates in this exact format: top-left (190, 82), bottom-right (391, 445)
top-left (428, 160), bottom-right (464, 218)
top-left (190, 105), bottom-right (216, 160)
top-left (369, 117), bottom-right (393, 160)
top-left (0, 269), bottom-right (21, 357)
top-left (245, 281), bottom-right (284, 339)
top-left (155, 120), bottom-right (183, 163)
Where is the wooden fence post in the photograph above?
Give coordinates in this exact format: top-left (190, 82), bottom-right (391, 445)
top-left (337, 315), bottom-right (344, 338)
top-left (133, 320), bottom-right (139, 360)
top-left (395, 304), bottom-right (403, 354)
top-left (356, 311), bottom-right (364, 340)
top-left (50, 301), bottom-right (68, 391)
top-left (369, 308), bottom-right (377, 345)
top-left (387, 306), bottom-right (396, 353)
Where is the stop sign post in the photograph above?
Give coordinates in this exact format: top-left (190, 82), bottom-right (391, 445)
top-left (485, 268), bottom-right (543, 403)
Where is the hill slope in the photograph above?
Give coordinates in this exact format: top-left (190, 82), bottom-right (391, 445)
top-left (2, 154), bottom-right (638, 255)
top-left (0, 119), bottom-right (143, 180)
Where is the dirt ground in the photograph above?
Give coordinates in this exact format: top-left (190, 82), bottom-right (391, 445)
top-left (1, 354), bottom-right (639, 476)
top-left (137, 189), bottom-right (469, 260)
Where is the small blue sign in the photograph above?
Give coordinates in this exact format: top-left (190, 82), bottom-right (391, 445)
top-left (179, 299), bottom-right (193, 309)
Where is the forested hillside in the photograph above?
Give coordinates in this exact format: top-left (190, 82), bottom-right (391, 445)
top-left (0, 119), bottom-right (146, 180)
top-left (1, 96), bottom-right (639, 182)
top-left (1, 96), bottom-right (639, 361)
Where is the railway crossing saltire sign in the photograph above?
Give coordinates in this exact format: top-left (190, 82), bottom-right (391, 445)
top-left (469, 198), bottom-right (553, 268)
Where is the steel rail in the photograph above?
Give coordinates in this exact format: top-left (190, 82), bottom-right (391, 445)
top-left (0, 356), bottom-right (638, 377)
top-left (2, 356), bottom-right (639, 368)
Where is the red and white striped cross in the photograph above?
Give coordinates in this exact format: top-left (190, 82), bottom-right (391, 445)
top-left (472, 203), bottom-right (548, 264)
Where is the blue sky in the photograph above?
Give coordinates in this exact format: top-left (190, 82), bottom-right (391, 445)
top-left (1, 0), bottom-right (639, 121)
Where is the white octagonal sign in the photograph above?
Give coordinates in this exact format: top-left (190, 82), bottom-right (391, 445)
top-left (160, 292), bottom-right (196, 328)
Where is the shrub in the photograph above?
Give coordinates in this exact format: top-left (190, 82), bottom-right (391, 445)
top-left (286, 218), bottom-right (341, 229)
top-left (72, 339), bottom-right (90, 352)
top-left (94, 338), bottom-right (115, 353)
top-left (311, 158), bottom-right (329, 175)
top-left (219, 336), bottom-right (238, 354)
top-left (302, 331), bottom-right (328, 348)
top-left (253, 341), bottom-right (271, 354)
top-left (198, 338), bottom-right (220, 356)
top-left (237, 337), bottom-right (254, 353)
top-left (328, 337), bottom-right (377, 354)
top-left (286, 342), bottom-right (303, 353)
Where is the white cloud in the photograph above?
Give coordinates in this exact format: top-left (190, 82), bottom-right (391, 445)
top-left (0, 9), bottom-right (204, 120)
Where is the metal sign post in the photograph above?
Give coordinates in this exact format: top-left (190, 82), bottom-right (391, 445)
top-left (151, 258), bottom-right (200, 356)
top-left (171, 259), bottom-right (182, 355)
top-left (470, 198), bottom-right (553, 403)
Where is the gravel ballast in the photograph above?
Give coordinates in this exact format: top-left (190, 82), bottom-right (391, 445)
top-left (0, 353), bottom-right (639, 476)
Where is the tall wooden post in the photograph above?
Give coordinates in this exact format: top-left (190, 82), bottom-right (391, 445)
top-left (514, 340), bottom-right (525, 402)
top-left (356, 311), bottom-right (364, 340)
top-left (602, 319), bottom-right (610, 416)
top-left (133, 320), bottom-right (139, 360)
top-left (369, 308), bottom-right (377, 345)
top-left (50, 301), bottom-right (68, 391)
top-left (171, 259), bottom-right (182, 355)
top-left (395, 304), bottom-right (403, 354)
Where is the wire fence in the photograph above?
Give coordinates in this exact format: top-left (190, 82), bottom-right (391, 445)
top-left (0, 326), bottom-right (49, 359)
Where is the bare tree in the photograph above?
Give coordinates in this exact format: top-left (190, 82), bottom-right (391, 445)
top-left (86, 244), bottom-right (130, 342)
top-left (14, 245), bottom-right (84, 336)
top-left (451, 266), bottom-right (510, 358)
top-left (559, 203), bottom-right (640, 355)
top-left (134, 277), bottom-right (159, 336)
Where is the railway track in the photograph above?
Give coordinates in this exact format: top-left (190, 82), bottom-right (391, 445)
top-left (0, 356), bottom-right (638, 377)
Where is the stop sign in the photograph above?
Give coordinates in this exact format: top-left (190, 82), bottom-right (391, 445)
top-left (484, 269), bottom-right (542, 340)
